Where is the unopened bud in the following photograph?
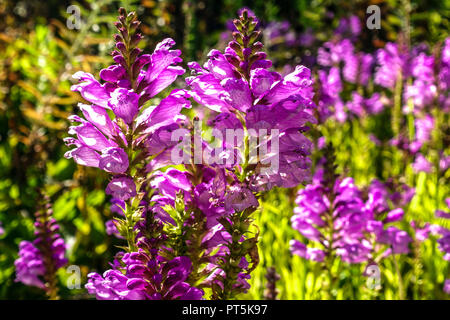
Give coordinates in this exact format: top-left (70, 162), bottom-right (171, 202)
top-left (130, 20), bottom-right (141, 30)
top-left (130, 33), bottom-right (143, 46)
top-left (224, 53), bottom-right (240, 68)
top-left (116, 42), bottom-right (126, 53)
top-left (248, 30), bottom-right (261, 44)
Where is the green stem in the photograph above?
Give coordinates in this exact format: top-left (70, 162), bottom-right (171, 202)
top-left (392, 73), bottom-right (403, 138)
top-left (392, 73), bottom-right (403, 176)
top-left (393, 254), bottom-right (405, 300)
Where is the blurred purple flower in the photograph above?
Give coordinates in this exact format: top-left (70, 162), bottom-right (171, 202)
top-left (412, 154), bottom-right (433, 173)
top-left (445, 279), bottom-right (450, 294)
top-left (15, 208), bottom-right (67, 291)
top-left (375, 43), bottom-right (408, 88)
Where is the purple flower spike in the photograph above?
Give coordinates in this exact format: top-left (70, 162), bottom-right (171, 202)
top-left (15, 241), bottom-right (47, 289)
top-left (86, 240), bottom-right (203, 300)
top-left (14, 196), bottom-right (67, 297)
top-left (291, 154), bottom-right (415, 265)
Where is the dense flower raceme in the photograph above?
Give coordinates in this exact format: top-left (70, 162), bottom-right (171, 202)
top-left (15, 198), bottom-right (67, 298)
top-left (64, 40), bottom-right (189, 178)
top-left (290, 161), bottom-right (414, 264)
top-left (86, 238), bottom-right (203, 300)
top-left (186, 25), bottom-right (316, 192)
top-left (85, 184), bottom-right (205, 301)
top-left (64, 9), bottom-right (190, 202)
top-left (65, 10), bottom-right (191, 236)
top-left (165, 9), bottom-right (317, 298)
top-left (85, 180), bottom-right (207, 300)
top-left (63, 9), bottom-right (202, 300)
top-left (149, 167), bottom-right (254, 293)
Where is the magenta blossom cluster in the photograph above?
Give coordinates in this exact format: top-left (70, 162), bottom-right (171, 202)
top-left (434, 198), bottom-right (450, 261)
top-left (148, 167), bottom-right (254, 293)
top-left (181, 10), bottom-right (317, 297)
top-left (316, 19), bottom-right (382, 123)
top-left (63, 9), bottom-right (203, 300)
top-left (315, 15), bottom-right (449, 182)
top-left (316, 14), bottom-right (449, 127)
top-left (65, 32), bottom-right (190, 201)
top-left (64, 8), bottom-right (318, 300)
top-left (187, 29), bottom-right (316, 192)
top-left (290, 162), bottom-right (414, 264)
top-left (86, 239), bottom-right (203, 300)
top-left (432, 199), bottom-right (450, 294)
top-left (15, 199), bottom-right (67, 296)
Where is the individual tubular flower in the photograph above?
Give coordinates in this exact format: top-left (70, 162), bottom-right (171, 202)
top-left (99, 147), bottom-right (129, 173)
top-left (105, 219), bottom-right (124, 239)
top-left (105, 176), bottom-right (137, 201)
top-left (14, 195), bottom-right (67, 299)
